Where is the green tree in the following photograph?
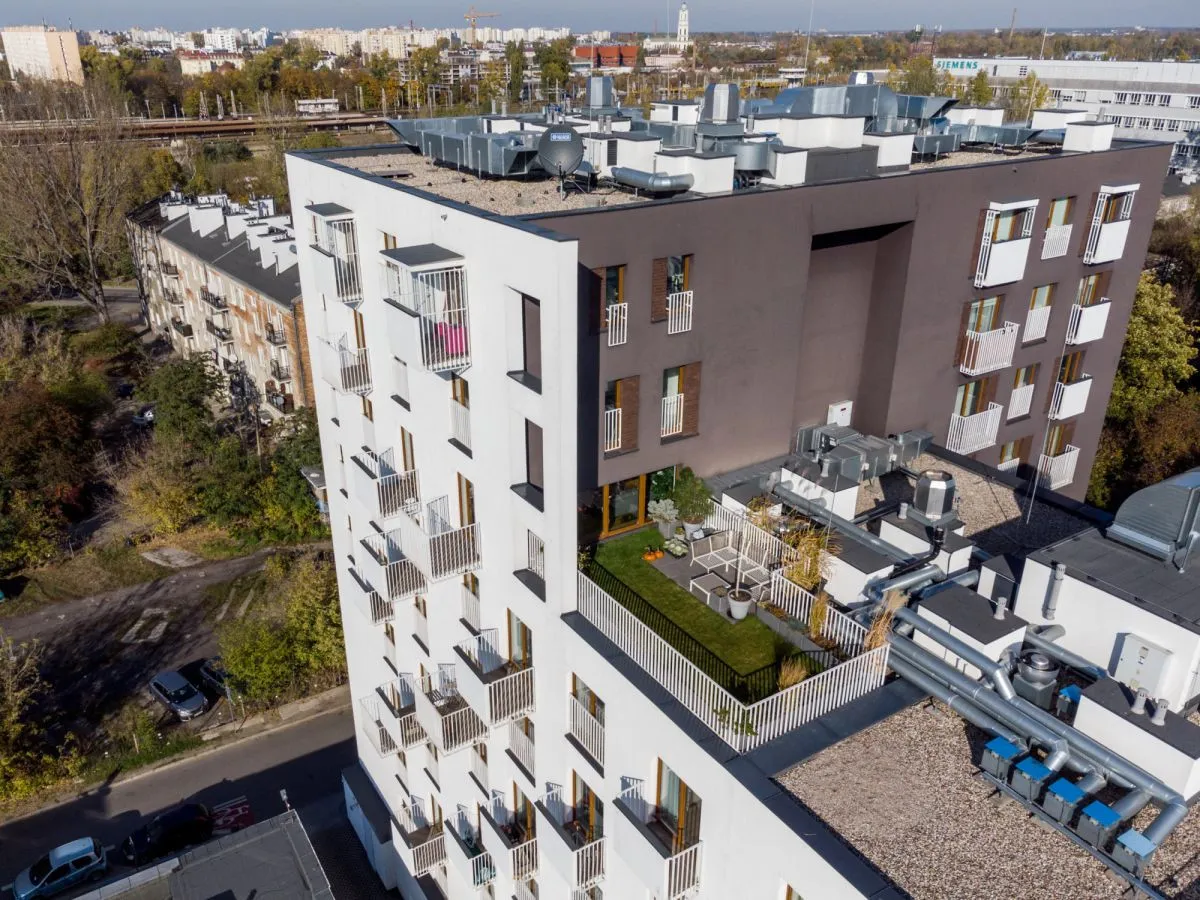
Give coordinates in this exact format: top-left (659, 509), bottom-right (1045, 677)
top-left (136, 356), bottom-right (223, 445)
top-left (114, 436), bottom-right (202, 535)
top-left (966, 69), bottom-right (993, 106)
top-left (1108, 273), bottom-right (1197, 424)
top-left (218, 617), bottom-right (295, 703)
top-left (895, 55), bottom-right (949, 96)
top-left (409, 46), bottom-right (444, 105)
top-left (535, 39), bottom-right (573, 93)
top-left (0, 491), bottom-right (63, 575)
top-left (137, 149), bottom-right (185, 201)
top-left (283, 556), bottom-right (344, 680)
top-left (1005, 71), bottom-right (1051, 121)
top-left (504, 42), bottom-right (526, 102)
top-left (0, 635), bottom-right (76, 800)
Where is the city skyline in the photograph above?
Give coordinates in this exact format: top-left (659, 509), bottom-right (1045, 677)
top-left (8, 0), bottom-right (1197, 36)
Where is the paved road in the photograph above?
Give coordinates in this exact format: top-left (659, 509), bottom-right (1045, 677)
top-left (0, 708), bottom-right (380, 897)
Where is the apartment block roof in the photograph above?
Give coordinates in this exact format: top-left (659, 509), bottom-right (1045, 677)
top-left (160, 215), bottom-right (301, 309)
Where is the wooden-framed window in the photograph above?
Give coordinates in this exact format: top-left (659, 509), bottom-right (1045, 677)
top-left (595, 264), bottom-right (626, 329)
top-left (400, 426), bottom-right (416, 472)
top-left (954, 377), bottom-right (995, 417)
top-left (451, 373), bottom-right (470, 408)
top-left (352, 308), bottom-right (367, 349)
top-left (507, 609), bottom-right (532, 666)
top-left (572, 674), bottom-right (606, 725)
top-left (382, 232), bottom-right (397, 250)
top-left (457, 473), bottom-right (476, 526)
top-left (785, 886), bottom-right (805, 900)
top-left (1076, 271), bottom-right (1110, 306)
top-left (991, 209), bottom-right (1022, 242)
top-left (652, 254), bottom-right (693, 321)
top-left (965, 295), bottom-right (1003, 334)
top-left (1014, 364), bottom-right (1038, 389)
top-left (572, 771), bottom-right (604, 842)
top-left (1101, 191), bottom-right (1134, 223)
top-left (1047, 422), bottom-right (1076, 456)
top-left (361, 395), bottom-right (374, 421)
top-left (1058, 350), bottom-right (1086, 384)
top-left (1046, 196), bottom-right (1074, 228)
top-left (1030, 284), bottom-right (1055, 309)
top-left (655, 759), bottom-right (702, 853)
top-left (512, 785), bottom-right (536, 840)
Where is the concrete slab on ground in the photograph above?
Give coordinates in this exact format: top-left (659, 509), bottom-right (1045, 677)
top-left (140, 548), bottom-right (204, 569)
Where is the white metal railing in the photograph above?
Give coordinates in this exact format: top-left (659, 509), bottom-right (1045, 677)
top-left (568, 694), bottom-right (605, 765)
top-left (414, 266), bottom-right (471, 372)
top-left (604, 407), bottom-right (622, 453)
top-left (409, 671), bottom-right (489, 754)
top-left (667, 290), bottom-right (694, 334)
top-left (606, 302), bottom-right (627, 347)
top-left (509, 720), bottom-right (535, 775)
top-left (767, 573), bottom-right (870, 658)
top-left (1083, 191), bottom-right (1135, 264)
top-left (470, 848), bottom-right (496, 887)
top-left (351, 571), bottom-right (394, 624)
top-left (515, 879), bottom-right (538, 900)
top-left (1008, 383), bottom-right (1035, 419)
top-left (394, 506), bottom-right (482, 582)
top-left (511, 837), bottom-right (539, 881)
top-left (381, 260), bottom-right (417, 314)
top-left (321, 337), bottom-right (372, 395)
top-left (959, 322), bottom-right (1019, 376)
top-left (1023, 305), bottom-right (1052, 343)
top-left (430, 862), bottom-right (449, 895)
top-left (397, 798), bottom-right (430, 837)
top-left (946, 402), bottom-right (1003, 455)
top-left (540, 787), bottom-right (605, 888)
top-left (1042, 223), bottom-right (1073, 259)
top-left (997, 457), bottom-right (1021, 473)
top-left (1039, 445), bottom-right (1081, 489)
top-left (397, 710), bottom-right (428, 749)
top-left (450, 398), bottom-right (471, 450)
top-left (974, 209), bottom-right (997, 289)
top-left (461, 584), bottom-right (481, 631)
top-left (471, 745), bottom-right (488, 789)
top-left (661, 393), bottom-right (685, 437)
top-left (1049, 375), bottom-right (1093, 420)
top-left (358, 696), bottom-right (399, 757)
top-left (360, 532), bottom-right (426, 601)
top-left (412, 833), bottom-right (446, 876)
top-left (316, 217), bottom-right (364, 306)
top-left (527, 531), bottom-right (546, 580)
top-left (1066, 299), bottom-right (1111, 345)
top-left (615, 781), bottom-right (701, 898)
top-left (704, 502), bottom-right (804, 573)
top-left (456, 629), bottom-right (537, 724)
top-left (577, 573), bottom-right (889, 752)
top-left (379, 469), bottom-right (420, 519)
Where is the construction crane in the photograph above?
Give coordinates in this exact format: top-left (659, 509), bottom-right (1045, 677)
top-left (464, 6), bottom-right (499, 46)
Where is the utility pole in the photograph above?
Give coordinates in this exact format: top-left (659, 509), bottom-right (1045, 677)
top-left (1007, 8), bottom-right (1018, 49)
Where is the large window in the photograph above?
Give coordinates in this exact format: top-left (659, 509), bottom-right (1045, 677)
top-left (965, 296), bottom-right (1002, 334)
top-left (666, 254), bottom-right (692, 294)
top-left (1101, 192), bottom-right (1134, 223)
top-left (1030, 284), bottom-right (1055, 310)
top-left (991, 209), bottom-right (1023, 242)
top-left (1058, 350), bottom-right (1086, 384)
top-left (572, 772), bottom-right (604, 843)
top-left (954, 378), bottom-right (992, 417)
top-left (508, 609), bottom-right (533, 666)
top-left (1045, 197), bottom-right (1074, 228)
top-left (572, 674), bottom-right (605, 725)
top-left (1076, 273), bottom-right (1108, 307)
top-left (655, 759), bottom-right (702, 853)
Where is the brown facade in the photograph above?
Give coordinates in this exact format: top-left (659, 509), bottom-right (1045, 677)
top-left (541, 142), bottom-right (1171, 501)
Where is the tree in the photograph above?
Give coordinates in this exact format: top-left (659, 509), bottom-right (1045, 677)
top-left (0, 85), bottom-right (139, 323)
top-left (1005, 71), bottom-right (1051, 121)
top-left (0, 491), bottom-right (63, 575)
top-left (114, 436), bottom-right (202, 535)
top-left (219, 617), bottom-right (296, 703)
top-left (535, 39), bottom-right (573, 93)
top-left (0, 635), bottom-right (76, 800)
top-left (504, 42), bottom-right (526, 102)
top-left (895, 55), bottom-right (949, 96)
top-left (1108, 274), bottom-right (1197, 424)
top-left (283, 556), bottom-right (345, 681)
top-left (409, 46), bottom-right (444, 106)
top-left (966, 69), bottom-right (993, 106)
top-left (136, 356), bottom-right (223, 445)
top-left (0, 381), bottom-right (88, 506)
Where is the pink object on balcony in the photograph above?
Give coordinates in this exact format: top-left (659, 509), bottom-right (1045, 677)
top-left (438, 323), bottom-right (468, 356)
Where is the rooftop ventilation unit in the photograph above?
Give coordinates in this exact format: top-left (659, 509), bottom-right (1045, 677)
top-left (1107, 468), bottom-right (1200, 570)
top-left (909, 470), bottom-right (957, 526)
top-left (586, 76), bottom-right (615, 110)
top-left (701, 83), bottom-right (740, 125)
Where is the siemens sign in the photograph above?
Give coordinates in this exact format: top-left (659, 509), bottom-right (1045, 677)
top-left (938, 60), bottom-right (982, 71)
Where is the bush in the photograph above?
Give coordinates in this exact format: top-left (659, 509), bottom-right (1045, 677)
top-left (670, 467), bottom-right (712, 524)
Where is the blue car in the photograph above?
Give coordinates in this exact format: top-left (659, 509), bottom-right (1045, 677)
top-left (13, 838), bottom-right (108, 899)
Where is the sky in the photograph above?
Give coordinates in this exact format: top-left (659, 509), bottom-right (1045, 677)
top-left (1, 0), bottom-right (1196, 35)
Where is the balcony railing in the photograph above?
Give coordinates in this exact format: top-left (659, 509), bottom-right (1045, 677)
top-left (1083, 191), bottom-right (1135, 265)
top-left (1042, 223), bottom-right (1073, 259)
top-left (577, 572), bottom-right (890, 753)
top-left (205, 319), bottom-right (233, 343)
top-left (265, 323), bottom-right (287, 346)
top-left (508, 719), bottom-right (535, 775)
top-left (407, 670), bottom-right (489, 756)
top-left (946, 402), bottom-right (1003, 455)
top-left (387, 264), bottom-right (471, 373)
top-left (358, 695), bottom-right (399, 758)
top-left (975, 209), bottom-right (1034, 289)
top-left (1066, 299), bottom-right (1111, 345)
top-left (453, 629), bottom-right (536, 725)
top-left (606, 302), bottom-right (627, 347)
top-left (538, 787), bottom-right (605, 890)
top-left (614, 780), bottom-right (701, 900)
top-left (267, 392), bottom-right (295, 414)
top-left (568, 695), bottom-right (605, 766)
top-left (1049, 375), bottom-right (1092, 420)
top-left (482, 799), bottom-right (539, 882)
top-left (393, 503), bottom-right (482, 583)
top-left (161, 262), bottom-right (179, 278)
top-left (320, 337), bottom-right (372, 395)
top-left (1023, 305), bottom-right (1052, 343)
top-left (1039, 445), bottom-right (1080, 489)
top-left (270, 358), bottom-right (291, 382)
top-left (667, 290), bottom-right (693, 335)
top-left (351, 450), bottom-right (420, 521)
top-left (199, 287), bottom-right (226, 310)
top-left (412, 832), bottom-right (446, 877)
top-left (349, 568), bottom-right (394, 625)
top-left (997, 457), bottom-right (1021, 473)
top-left (461, 583), bottom-right (481, 632)
top-left (1008, 383), bottom-right (1035, 419)
top-left (313, 216), bottom-right (364, 307)
top-left (164, 290), bottom-right (184, 306)
top-left (377, 677), bottom-right (429, 750)
top-left (603, 407), bottom-right (622, 453)
top-left (450, 398), bottom-right (471, 451)
top-left (959, 322), bottom-right (1019, 376)
top-left (359, 532), bottom-right (427, 602)
top-left (661, 394), bottom-right (684, 438)
top-left (445, 818), bottom-right (496, 889)
top-left (171, 318), bottom-right (193, 338)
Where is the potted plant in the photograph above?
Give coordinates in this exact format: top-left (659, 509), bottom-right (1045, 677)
top-left (671, 467), bottom-right (711, 540)
top-left (648, 498), bottom-right (679, 539)
top-left (727, 587), bottom-right (754, 621)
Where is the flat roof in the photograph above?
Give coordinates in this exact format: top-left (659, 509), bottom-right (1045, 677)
top-left (1083, 678), bottom-right (1200, 756)
top-left (305, 202), bottom-right (352, 216)
top-left (777, 701), bottom-right (1200, 899)
top-left (1030, 528), bottom-right (1200, 634)
top-left (381, 244), bottom-right (463, 268)
top-left (919, 582), bottom-right (1029, 643)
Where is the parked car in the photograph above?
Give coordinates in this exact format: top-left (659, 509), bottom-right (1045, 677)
top-left (198, 657), bottom-right (229, 694)
top-left (13, 838), bottom-right (107, 899)
top-left (122, 803), bottom-right (213, 865)
top-left (149, 670), bottom-right (209, 720)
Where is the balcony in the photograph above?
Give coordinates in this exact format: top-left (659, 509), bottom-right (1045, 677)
top-left (396, 801), bottom-right (446, 876)
top-left (161, 262), bottom-right (179, 278)
top-left (205, 319), bottom-right (233, 343)
top-left (452, 629), bottom-right (536, 726)
top-left (946, 402), bottom-right (1002, 455)
top-left (267, 392), bottom-right (295, 414)
top-left (407, 670), bottom-right (488, 756)
top-left (461, 583), bottom-right (481, 633)
top-left (604, 407), bottom-right (622, 453)
top-left (445, 817), bottom-right (496, 891)
top-left (661, 394), bottom-right (684, 438)
top-left (311, 212), bottom-right (364, 307)
top-left (959, 322), bottom-right (1019, 376)
top-left (199, 287), bottom-right (226, 310)
top-left (1066, 299), bottom-right (1111, 345)
top-left (171, 318), bottom-right (193, 338)
top-left (1023, 305), bottom-right (1051, 343)
top-left (1049, 375), bottom-right (1092, 420)
top-left (320, 337), bottom-right (372, 395)
top-left (265, 323), bottom-right (287, 346)
top-left (1008, 383), bottom-right (1035, 420)
top-left (270, 358), bottom-right (291, 382)
top-left (383, 254), bottom-right (471, 373)
top-left (613, 780), bottom-right (701, 900)
top-left (450, 398), bottom-right (471, 453)
top-left (997, 457), bottom-right (1021, 474)
top-left (376, 678), bottom-right (429, 751)
top-left (667, 290), bottom-right (693, 335)
top-left (392, 502), bottom-right (482, 583)
top-left (350, 450), bottom-right (421, 521)
top-left (508, 719), bottom-right (535, 779)
top-left (1039, 444), bottom-right (1081, 489)
top-left (348, 567), bottom-right (395, 625)
top-left (536, 788), bottom-right (605, 890)
top-left (975, 206), bottom-right (1034, 288)
top-left (359, 532), bottom-right (426, 603)
top-left (164, 290), bottom-right (184, 307)
top-left (480, 799), bottom-right (539, 883)
top-left (1083, 190), bottom-right (1136, 265)
top-left (1042, 223), bottom-right (1073, 259)
top-left (358, 694), bottom-right (399, 758)
top-left (605, 302), bottom-right (628, 347)
top-left (568, 695), bottom-right (604, 767)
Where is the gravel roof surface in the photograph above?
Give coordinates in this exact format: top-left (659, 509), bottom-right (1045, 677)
top-left (328, 152), bottom-right (645, 216)
top-left (778, 701), bottom-right (1200, 900)
top-left (855, 452), bottom-right (1092, 555)
top-left (909, 148), bottom-right (1065, 171)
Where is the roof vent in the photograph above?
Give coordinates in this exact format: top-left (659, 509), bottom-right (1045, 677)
top-left (1107, 468), bottom-right (1200, 570)
top-left (909, 470), bottom-right (957, 526)
top-left (701, 83), bottom-right (741, 125)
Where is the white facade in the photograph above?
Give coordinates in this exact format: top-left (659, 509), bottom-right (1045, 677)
top-left (285, 151), bottom-right (887, 900)
top-left (1, 26), bottom-right (84, 84)
top-left (203, 28), bottom-right (242, 52)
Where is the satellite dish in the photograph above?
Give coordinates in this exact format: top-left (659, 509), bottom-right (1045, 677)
top-left (537, 124), bottom-right (585, 178)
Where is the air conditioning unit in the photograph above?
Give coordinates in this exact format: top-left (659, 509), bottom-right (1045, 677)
top-left (1114, 633), bottom-right (1172, 698)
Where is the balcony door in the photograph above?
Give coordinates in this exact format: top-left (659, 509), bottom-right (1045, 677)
top-left (507, 609), bottom-right (532, 668)
top-left (1058, 350), bottom-right (1085, 385)
top-left (1047, 423), bottom-right (1075, 457)
top-left (965, 295), bottom-right (1002, 334)
top-left (1046, 196), bottom-right (1074, 228)
top-left (572, 772), bottom-right (604, 843)
top-left (572, 674), bottom-right (605, 725)
top-left (954, 378), bottom-right (993, 417)
top-left (457, 474), bottom-right (476, 526)
top-left (513, 786), bottom-right (536, 841)
top-left (1076, 271), bottom-right (1110, 307)
top-left (656, 760), bottom-right (702, 853)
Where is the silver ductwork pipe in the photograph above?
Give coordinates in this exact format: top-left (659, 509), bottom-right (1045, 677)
top-left (888, 656), bottom-right (1026, 747)
top-left (772, 483), bottom-right (912, 565)
top-left (609, 167), bottom-right (694, 192)
top-left (1025, 628), bottom-right (1108, 681)
top-left (1044, 562), bottom-right (1066, 619)
top-left (893, 606), bottom-right (1017, 701)
top-left (1076, 771), bottom-right (1107, 795)
top-left (1110, 789), bottom-right (1152, 822)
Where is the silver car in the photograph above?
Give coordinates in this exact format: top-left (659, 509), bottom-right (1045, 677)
top-left (149, 670), bottom-right (209, 720)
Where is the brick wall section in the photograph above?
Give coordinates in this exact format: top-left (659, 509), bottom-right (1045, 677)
top-left (293, 299), bottom-right (315, 408)
top-left (619, 375), bottom-right (639, 451)
top-left (650, 257), bottom-right (668, 323)
top-left (682, 362), bottom-right (701, 435)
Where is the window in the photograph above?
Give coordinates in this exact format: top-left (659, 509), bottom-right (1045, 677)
top-left (991, 209), bottom-right (1022, 243)
top-left (1138, 117), bottom-right (1151, 129)
top-left (382, 231), bottom-right (398, 250)
top-left (400, 426), bottom-right (416, 472)
top-left (785, 887), bottom-right (806, 900)
top-left (384, 621), bottom-right (395, 646)
top-left (666, 254), bottom-right (692, 294)
top-left (451, 374), bottom-right (470, 409)
top-left (352, 309), bottom-right (367, 349)
top-left (1047, 422), bottom-right (1075, 456)
top-left (965, 296), bottom-right (1002, 334)
top-left (393, 357), bottom-right (410, 407)
top-left (1046, 197), bottom-right (1074, 228)
top-left (1058, 350), bottom-right (1086, 384)
top-left (524, 419), bottom-right (544, 492)
top-left (1100, 193), bottom-right (1134, 224)
top-left (999, 439), bottom-right (1021, 465)
top-left (1158, 93), bottom-right (1172, 107)
top-left (519, 294), bottom-right (542, 383)
top-left (1130, 93), bottom-right (1144, 105)
top-left (656, 760), bottom-right (702, 853)
top-left (362, 395), bottom-right (373, 421)
top-left (1153, 118), bottom-right (1166, 131)
top-left (572, 674), bottom-right (605, 724)
top-left (1030, 284), bottom-right (1055, 310)
top-left (663, 366), bottom-right (682, 399)
top-left (1190, 96), bottom-right (1200, 109)
top-left (457, 473), bottom-right (476, 526)
top-left (573, 771), bottom-right (604, 842)
top-left (954, 378), bottom-right (993, 417)
top-left (1076, 273), bottom-right (1107, 306)
top-left (512, 785), bottom-right (536, 841)
top-left (1014, 364), bottom-right (1038, 389)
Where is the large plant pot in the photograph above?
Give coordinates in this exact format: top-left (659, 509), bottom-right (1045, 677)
top-left (682, 521), bottom-right (705, 540)
top-left (657, 520), bottom-right (675, 539)
top-left (728, 590), bottom-right (754, 621)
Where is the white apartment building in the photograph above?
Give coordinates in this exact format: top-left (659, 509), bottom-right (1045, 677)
top-left (0, 25), bottom-right (84, 84)
top-left (203, 28), bottom-right (242, 52)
